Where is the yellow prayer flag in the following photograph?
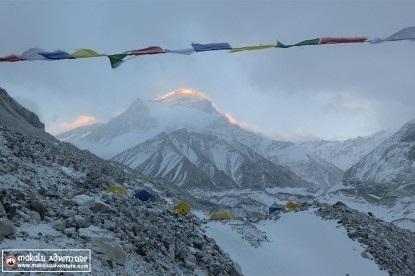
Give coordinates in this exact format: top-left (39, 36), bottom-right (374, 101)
top-left (70, 49), bottom-right (106, 58)
top-left (230, 44), bottom-right (274, 53)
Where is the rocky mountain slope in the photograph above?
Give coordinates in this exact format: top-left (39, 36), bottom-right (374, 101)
top-left (343, 119), bottom-right (415, 197)
top-left (0, 86), bottom-right (49, 138)
top-left (302, 130), bottom-right (392, 171)
top-left (59, 88), bottom-right (343, 188)
top-left (315, 201), bottom-right (415, 275)
top-left (112, 128), bottom-right (308, 191)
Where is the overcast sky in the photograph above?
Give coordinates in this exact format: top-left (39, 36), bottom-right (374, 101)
top-left (0, 0), bottom-right (414, 141)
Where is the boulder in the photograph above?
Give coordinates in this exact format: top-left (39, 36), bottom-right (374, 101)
top-left (90, 237), bottom-right (127, 266)
top-left (168, 245), bottom-right (175, 260)
top-left (0, 218), bottom-right (16, 237)
top-left (63, 227), bottom-right (76, 236)
top-left (102, 220), bottom-right (115, 230)
top-left (194, 268), bottom-right (209, 276)
top-left (29, 201), bottom-right (48, 220)
top-left (72, 195), bottom-right (95, 208)
top-left (184, 254), bottom-right (197, 270)
top-left (27, 211), bottom-right (41, 222)
top-left (51, 220), bottom-right (66, 231)
top-left (71, 215), bottom-right (88, 228)
top-left (91, 199), bottom-right (112, 213)
top-left (17, 211), bottom-right (30, 222)
top-left (0, 202), bottom-right (6, 217)
top-left (230, 262), bottom-right (243, 276)
top-left (77, 206), bottom-right (93, 216)
top-left (78, 225), bottom-right (113, 239)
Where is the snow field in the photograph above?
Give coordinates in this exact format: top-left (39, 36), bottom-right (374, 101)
top-left (205, 210), bottom-right (386, 276)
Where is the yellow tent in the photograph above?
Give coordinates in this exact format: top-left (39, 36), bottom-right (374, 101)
top-left (284, 201), bottom-right (300, 209)
top-left (108, 185), bottom-right (128, 196)
top-left (174, 202), bottom-right (191, 213)
top-left (211, 210), bottom-right (236, 220)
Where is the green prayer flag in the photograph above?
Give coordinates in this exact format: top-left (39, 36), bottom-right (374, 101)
top-left (295, 38), bottom-right (320, 46)
top-left (230, 44), bottom-right (274, 53)
top-left (108, 54), bottom-right (128, 69)
top-left (275, 38), bottom-right (321, 48)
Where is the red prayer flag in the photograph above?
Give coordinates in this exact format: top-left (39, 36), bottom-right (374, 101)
top-left (320, 37), bottom-right (367, 44)
top-left (129, 46), bottom-right (164, 56)
top-left (0, 55), bottom-right (25, 62)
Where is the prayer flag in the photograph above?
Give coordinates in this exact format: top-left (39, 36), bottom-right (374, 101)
top-left (191, 42), bottom-right (232, 52)
top-left (230, 44), bottom-right (274, 53)
top-left (164, 48), bottom-right (195, 55)
top-left (70, 49), bottom-right (105, 58)
top-left (129, 46), bottom-right (164, 55)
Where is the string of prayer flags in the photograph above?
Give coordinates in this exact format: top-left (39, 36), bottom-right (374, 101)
top-left (0, 26), bottom-right (413, 69)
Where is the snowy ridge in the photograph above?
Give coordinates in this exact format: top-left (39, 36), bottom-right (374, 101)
top-left (112, 129), bottom-right (308, 190)
top-left (343, 119), bottom-right (415, 197)
top-left (207, 117), bottom-right (344, 188)
top-left (302, 130), bottom-right (392, 170)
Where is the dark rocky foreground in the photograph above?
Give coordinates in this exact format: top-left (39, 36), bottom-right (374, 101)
top-left (0, 125), bottom-right (242, 275)
top-left (315, 201), bottom-right (415, 276)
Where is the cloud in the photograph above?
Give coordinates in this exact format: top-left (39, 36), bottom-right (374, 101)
top-left (291, 128), bottom-right (319, 142)
top-left (320, 95), bottom-right (364, 116)
top-left (49, 115), bottom-right (100, 135)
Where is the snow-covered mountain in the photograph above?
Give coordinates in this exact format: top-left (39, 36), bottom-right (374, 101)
top-left (207, 117), bottom-right (344, 188)
top-left (302, 131), bottom-right (392, 171)
top-left (343, 119), bottom-right (415, 197)
top-left (57, 89), bottom-right (222, 158)
top-left (112, 128), bottom-right (309, 190)
top-left (59, 88), bottom-right (343, 188)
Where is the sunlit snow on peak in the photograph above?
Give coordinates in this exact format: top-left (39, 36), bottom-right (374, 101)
top-left (154, 88), bottom-right (221, 114)
top-left (155, 88), bottom-right (208, 101)
top-left (224, 113), bottom-right (250, 130)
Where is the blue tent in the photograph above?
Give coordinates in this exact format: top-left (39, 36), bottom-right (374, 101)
top-left (269, 202), bottom-right (283, 215)
top-left (134, 189), bottom-right (156, 202)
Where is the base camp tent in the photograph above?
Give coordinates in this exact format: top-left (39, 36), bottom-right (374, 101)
top-left (211, 210), bottom-right (236, 220)
top-left (174, 202), bottom-right (191, 213)
top-left (269, 202), bottom-right (284, 214)
top-left (108, 185), bottom-right (128, 196)
top-left (134, 189), bottom-right (156, 202)
top-left (284, 201), bottom-right (300, 209)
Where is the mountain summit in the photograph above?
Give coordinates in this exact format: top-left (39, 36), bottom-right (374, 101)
top-left (155, 88), bottom-right (209, 101)
top-left (155, 88), bottom-right (220, 115)
top-left (57, 88), bottom-right (224, 158)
